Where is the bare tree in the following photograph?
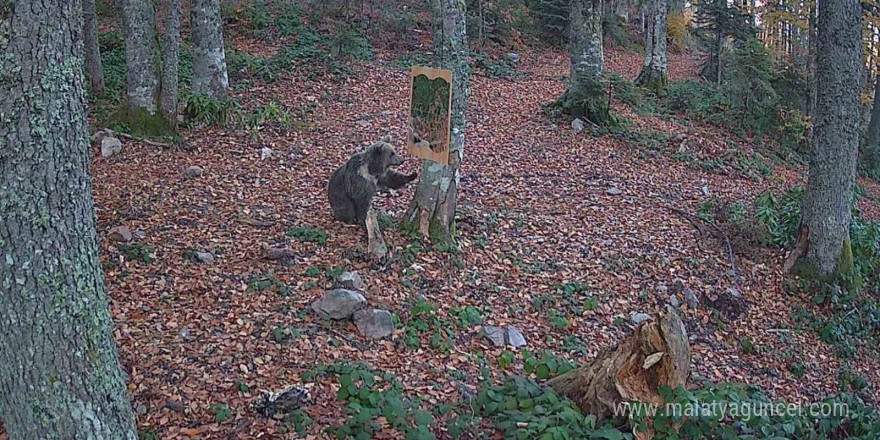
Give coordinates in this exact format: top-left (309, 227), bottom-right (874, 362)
top-left (635, 0), bottom-right (668, 94)
top-left (162, 0), bottom-right (181, 131)
top-left (191, 0), bottom-right (230, 100)
top-left (402, 0), bottom-right (469, 243)
top-left (83, 0), bottom-right (105, 95)
top-left (785, 0), bottom-right (862, 279)
top-left (0, 1), bottom-right (138, 438)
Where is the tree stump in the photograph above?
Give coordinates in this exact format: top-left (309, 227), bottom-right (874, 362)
top-left (365, 208), bottom-right (388, 260)
top-left (547, 306), bottom-right (690, 439)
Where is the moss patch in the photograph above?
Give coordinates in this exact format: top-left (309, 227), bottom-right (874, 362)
top-left (108, 102), bottom-right (173, 138)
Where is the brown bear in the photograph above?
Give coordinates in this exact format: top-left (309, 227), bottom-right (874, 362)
top-left (328, 135), bottom-right (417, 226)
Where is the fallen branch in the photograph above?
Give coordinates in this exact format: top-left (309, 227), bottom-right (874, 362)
top-left (666, 205), bottom-right (739, 283)
top-left (104, 129), bottom-right (175, 149)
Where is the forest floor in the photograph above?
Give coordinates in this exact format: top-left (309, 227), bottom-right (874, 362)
top-left (79, 41), bottom-right (880, 439)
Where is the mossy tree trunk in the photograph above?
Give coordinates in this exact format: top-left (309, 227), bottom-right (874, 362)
top-left (786, 0), bottom-right (861, 280)
top-left (547, 308), bottom-right (690, 438)
top-left (556, 0), bottom-right (612, 125)
top-left (635, 0), bottom-right (668, 95)
top-left (191, 0), bottom-right (229, 100)
top-left (0, 1), bottom-right (138, 438)
top-left (402, 0), bottom-right (469, 244)
top-left (83, 0), bottom-right (105, 95)
top-left (161, 0), bottom-right (181, 132)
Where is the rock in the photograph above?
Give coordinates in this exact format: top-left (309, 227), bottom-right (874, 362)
top-left (684, 288), bottom-right (700, 309)
top-left (100, 135), bottom-right (122, 158)
top-left (336, 271), bottom-right (366, 291)
top-left (261, 245), bottom-right (296, 261)
top-left (108, 225), bottom-right (133, 243)
top-left (311, 289), bottom-right (366, 320)
top-left (669, 295), bottom-right (681, 307)
top-left (701, 185), bottom-right (711, 196)
top-left (482, 325), bottom-right (527, 348)
top-left (193, 251), bottom-right (214, 263)
top-left (630, 312), bottom-right (652, 325)
top-left (261, 147), bottom-right (274, 160)
top-left (505, 52), bottom-right (520, 63)
top-left (355, 119), bottom-right (370, 128)
top-left (165, 399), bottom-right (186, 413)
top-left (656, 284), bottom-right (668, 294)
top-left (505, 326), bottom-right (527, 348)
top-left (353, 308), bottom-right (394, 339)
top-left (606, 187), bottom-right (623, 196)
top-left (183, 165), bottom-right (203, 179)
top-left (705, 286), bottom-right (748, 320)
top-left (571, 118), bottom-right (585, 134)
top-left (379, 110), bottom-right (393, 116)
top-left (136, 404), bottom-right (148, 415)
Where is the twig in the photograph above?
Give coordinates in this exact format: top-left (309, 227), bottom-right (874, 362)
top-left (666, 205), bottom-right (739, 284)
top-left (105, 129), bottom-right (175, 149)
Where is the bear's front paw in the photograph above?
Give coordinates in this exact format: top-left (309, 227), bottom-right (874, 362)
top-left (407, 172), bottom-right (418, 182)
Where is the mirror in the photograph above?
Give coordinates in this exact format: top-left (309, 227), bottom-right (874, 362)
top-left (407, 66), bottom-right (453, 165)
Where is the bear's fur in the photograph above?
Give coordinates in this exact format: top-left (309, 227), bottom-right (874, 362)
top-left (328, 135), bottom-right (417, 226)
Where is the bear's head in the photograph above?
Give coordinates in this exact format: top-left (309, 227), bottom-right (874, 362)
top-left (366, 135), bottom-right (405, 175)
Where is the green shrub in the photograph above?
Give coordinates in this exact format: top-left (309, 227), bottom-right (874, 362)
top-left (184, 95), bottom-right (237, 127)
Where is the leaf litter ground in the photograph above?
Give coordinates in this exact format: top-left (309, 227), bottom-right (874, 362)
top-left (86, 48), bottom-right (880, 439)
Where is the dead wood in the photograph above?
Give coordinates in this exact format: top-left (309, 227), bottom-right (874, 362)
top-left (547, 306), bottom-right (690, 440)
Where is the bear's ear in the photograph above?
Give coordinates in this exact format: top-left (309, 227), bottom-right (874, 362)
top-left (379, 134), bottom-right (392, 143)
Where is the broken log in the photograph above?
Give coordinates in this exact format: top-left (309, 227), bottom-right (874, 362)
top-left (547, 306), bottom-right (690, 439)
top-left (365, 208), bottom-right (388, 260)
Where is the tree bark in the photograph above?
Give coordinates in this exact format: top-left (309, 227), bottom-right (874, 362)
top-left (83, 0), bottom-right (105, 95)
top-left (0, 1), bottom-right (138, 439)
top-left (863, 72), bottom-right (880, 173)
top-left (121, 0), bottom-right (158, 113)
top-left (635, 0), bottom-right (668, 94)
top-left (161, 0), bottom-right (181, 132)
top-left (788, 0), bottom-right (862, 279)
top-left (402, 0), bottom-right (469, 244)
top-left (556, 0), bottom-right (611, 124)
top-left (568, 0), bottom-right (603, 93)
top-left (191, 0), bottom-right (229, 100)
top-left (548, 307), bottom-right (690, 438)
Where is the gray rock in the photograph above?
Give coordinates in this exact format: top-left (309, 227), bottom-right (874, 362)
top-left (684, 288), bottom-right (700, 309)
top-left (353, 308), bottom-right (394, 339)
top-left (656, 284), bottom-right (668, 294)
top-left (630, 312), bottom-right (652, 325)
top-left (101, 135), bottom-right (122, 158)
top-left (311, 289), bottom-right (366, 320)
top-left (337, 271), bottom-right (366, 291)
top-left (571, 118), bottom-right (585, 134)
top-left (505, 326), bottom-right (527, 348)
top-left (261, 147), bottom-right (274, 160)
top-left (505, 52), bottom-right (520, 63)
top-left (669, 295), bottom-right (681, 307)
top-left (183, 165), bottom-right (203, 179)
top-left (109, 225), bottom-right (133, 243)
top-left (355, 119), bottom-right (370, 128)
top-left (606, 187), bottom-right (623, 196)
top-left (482, 325), bottom-right (527, 348)
top-left (193, 251), bottom-right (214, 263)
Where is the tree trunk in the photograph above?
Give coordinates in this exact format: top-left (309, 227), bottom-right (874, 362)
top-left (635, 0), bottom-right (668, 95)
top-left (0, 1), bottom-right (138, 439)
top-left (787, 0), bottom-right (862, 279)
top-left (191, 0), bottom-right (229, 100)
top-left (808, 0), bottom-right (818, 125)
top-left (83, 0), bottom-right (105, 95)
top-left (615, 0), bottom-right (629, 22)
top-left (668, 0), bottom-right (684, 15)
top-left (121, 0), bottom-right (158, 113)
top-left (863, 73), bottom-right (880, 173)
top-left (401, 0), bottom-right (469, 244)
top-left (557, 0), bottom-right (611, 124)
top-left (161, 0), bottom-right (181, 132)
top-left (548, 308), bottom-right (690, 438)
